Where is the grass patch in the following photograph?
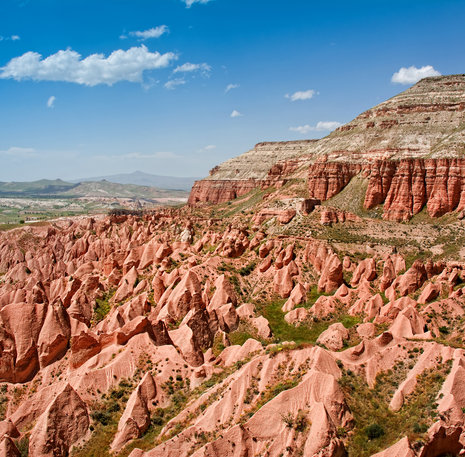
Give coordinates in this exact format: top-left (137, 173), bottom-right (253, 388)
top-left (339, 359), bottom-right (452, 456)
top-left (256, 298), bottom-right (359, 346)
top-left (92, 289), bottom-right (115, 324)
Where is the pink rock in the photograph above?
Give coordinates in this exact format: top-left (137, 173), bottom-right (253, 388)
top-left (371, 437), bottom-right (414, 457)
top-left (318, 254), bottom-right (343, 293)
top-left (164, 270), bottom-right (203, 321)
top-left (282, 283), bottom-right (307, 312)
top-left (418, 283), bottom-right (440, 304)
top-left (208, 275), bottom-right (237, 310)
top-left (29, 384), bottom-right (89, 457)
top-left (0, 436), bottom-right (20, 457)
top-left (317, 323), bottom-right (349, 351)
top-left (37, 301), bottom-right (71, 368)
top-left (356, 322), bottom-right (376, 339)
top-left (216, 303), bottom-right (239, 333)
top-left (114, 266), bottom-right (138, 302)
top-left (111, 373), bottom-right (157, 451)
top-left (395, 260), bottom-right (427, 296)
top-left (284, 307), bottom-right (309, 325)
top-left (351, 258), bottom-right (377, 287)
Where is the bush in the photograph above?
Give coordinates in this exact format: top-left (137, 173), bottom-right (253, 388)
top-left (365, 423), bottom-right (385, 440)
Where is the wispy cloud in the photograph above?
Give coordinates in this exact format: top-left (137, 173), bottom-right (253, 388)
top-left (47, 95), bottom-right (56, 108)
top-left (182, 0), bottom-right (213, 8)
top-left (0, 45), bottom-right (177, 86)
top-left (289, 121), bottom-right (341, 134)
top-left (230, 110), bottom-right (242, 118)
top-left (225, 83), bottom-right (239, 93)
top-left (391, 65), bottom-right (441, 84)
top-left (173, 62), bottom-right (211, 76)
top-left (285, 89), bottom-right (316, 101)
top-left (0, 35), bottom-right (21, 42)
top-left (125, 25), bottom-right (169, 41)
top-left (164, 78), bottom-right (186, 90)
top-left (0, 146), bottom-right (37, 157)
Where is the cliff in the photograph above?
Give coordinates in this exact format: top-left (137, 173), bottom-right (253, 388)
top-left (189, 75), bottom-right (465, 221)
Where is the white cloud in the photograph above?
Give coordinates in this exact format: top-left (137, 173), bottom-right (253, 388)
top-left (47, 95), bottom-right (56, 108)
top-left (183, 0), bottom-right (212, 8)
top-left (230, 110), bottom-right (242, 118)
top-left (0, 35), bottom-right (21, 41)
top-left (225, 83), bottom-right (239, 93)
top-left (391, 65), bottom-right (441, 84)
top-left (285, 89), bottom-right (315, 101)
top-left (173, 62), bottom-right (211, 76)
top-left (0, 45), bottom-right (177, 86)
top-left (204, 144), bottom-right (216, 150)
top-left (0, 146), bottom-right (37, 157)
top-left (289, 121), bottom-right (342, 134)
top-left (164, 78), bottom-right (186, 90)
top-left (128, 26), bottom-right (169, 41)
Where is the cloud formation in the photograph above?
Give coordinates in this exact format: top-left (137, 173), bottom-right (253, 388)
top-left (47, 95), bottom-right (56, 108)
top-left (289, 121), bottom-right (341, 134)
top-left (183, 0), bottom-right (212, 8)
top-left (0, 45), bottom-right (177, 86)
top-left (230, 110), bottom-right (242, 118)
top-left (0, 146), bottom-right (37, 157)
top-left (0, 35), bottom-right (20, 41)
top-left (127, 26), bottom-right (169, 41)
top-left (164, 78), bottom-right (186, 90)
top-left (225, 83), bottom-right (239, 93)
top-left (285, 89), bottom-right (315, 101)
top-left (173, 62), bottom-right (211, 76)
top-left (391, 65), bottom-right (441, 84)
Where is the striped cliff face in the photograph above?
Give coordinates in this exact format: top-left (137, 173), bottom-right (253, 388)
top-left (189, 75), bottom-right (465, 221)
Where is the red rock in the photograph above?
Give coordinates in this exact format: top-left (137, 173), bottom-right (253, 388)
top-left (37, 301), bottom-right (71, 368)
top-left (164, 271), bottom-right (204, 321)
top-left (418, 422), bottom-right (463, 457)
top-left (273, 265), bottom-right (295, 298)
top-left (316, 323), bottom-right (349, 351)
top-left (29, 384), bottom-right (89, 457)
top-left (370, 437), bottom-right (414, 457)
top-left (0, 436), bottom-right (21, 457)
top-left (69, 331), bottom-right (101, 369)
top-left (216, 303), bottom-right (239, 333)
top-left (351, 258), bottom-right (377, 287)
top-left (282, 283), bottom-right (307, 312)
top-left (318, 253), bottom-right (343, 293)
top-left (418, 283), bottom-right (440, 304)
top-left (258, 255), bottom-right (272, 273)
top-left (111, 373), bottom-right (157, 451)
top-left (208, 275), bottom-right (237, 310)
top-left (395, 260), bottom-right (427, 296)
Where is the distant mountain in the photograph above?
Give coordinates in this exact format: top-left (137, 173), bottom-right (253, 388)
top-left (0, 178), bottom-right (189, 200)
top-left (0, 179), bottom-right (78, 196)
top-left (62, 181), bottom-right (188, 199)
top-left (72, 171), bottom-right (200, 191)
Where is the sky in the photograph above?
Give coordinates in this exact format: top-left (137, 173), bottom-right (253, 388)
top-left (0, 0), bottom-right (464, 181)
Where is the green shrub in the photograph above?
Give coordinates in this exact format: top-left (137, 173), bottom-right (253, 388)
top-left (365, 423), bottom-right (385, 440)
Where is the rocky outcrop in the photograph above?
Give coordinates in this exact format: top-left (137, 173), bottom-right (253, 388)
top-left (29, 384), bottom-right (89, 457)
top-left (189, 75), bottom-right (465, 221)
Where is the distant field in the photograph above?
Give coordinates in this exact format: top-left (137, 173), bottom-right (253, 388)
top-left (0, 179), bottom-right (189, 225)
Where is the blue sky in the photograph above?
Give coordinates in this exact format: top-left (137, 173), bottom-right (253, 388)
top-left (0, 0), bottom-right (464, 181)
